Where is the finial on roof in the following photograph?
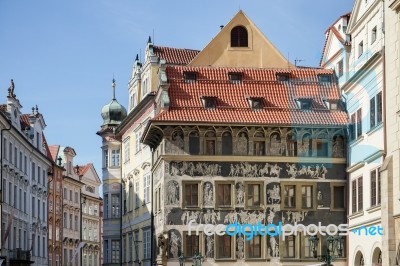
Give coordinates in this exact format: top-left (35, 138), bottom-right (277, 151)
top-left (220, 25), bottom-right (224, 30)
top-left (32, 107), bottom-right (35, 114)
top-left (35, 105), bottom-right (39, 114)
top-left (147, 36), bottom-right (152, 44)
top-left (135, 54), bottom-right (139, 61)
top-left (112, 78), bottom-right (116, 100)
top-left (7, 79), bottom-right (15, 98)
top-left (57, 156), bottom-right (62, 166)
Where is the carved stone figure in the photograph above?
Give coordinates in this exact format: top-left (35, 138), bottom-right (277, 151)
top-left (237, 236), bottom-right (244, 259)
top-left (320, 164), bottom-right (328, 179)
top-left (169, 232), bottom-right (180, 258)
top-left (206, 236), bottom-right (214, 258)
top-left (333, 135), bottom-right (345, 158)
top-left (172, 131), bottom-right (184, 154)
top-left (299, 136), bottom-right (310, 156)
top-left (236, 183), bottom-right (244, 204)
top-left (269, 164), bottom-right (282, 178)
top-left (270, 134), bottom-right (281, 155)
top-left (270, 236), bottom-right (278, 257)
top-left (203, 182), bottom-right (213, 206)
top-left (157, 234), bottom-right (168, 257)
top-left (286, 163), bottom-right (298, 178)
top-left (237, 133), bottom-right (248, 155)
top-left (267, 185), bottom-right (281, 204)
top-left (166, 181), bottom-right (179, 205)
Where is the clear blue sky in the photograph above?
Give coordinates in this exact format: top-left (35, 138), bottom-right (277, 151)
top-left (0, 0), bottom-right (354, 174)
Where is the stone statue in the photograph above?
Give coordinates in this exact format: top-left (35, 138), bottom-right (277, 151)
top-left (157, 234), bottom-right (168, 257)
top-left (237, 236), bottom-right (244, 259)
top-left (169, 232), bottom-right (180, 258)
top-left (8, 79), bottom-right (15, 98)
top-left (167, 181), bottom-right (179, 205)
top-left (203, 183), bottom-right (213, 206)
top-left (206, 236), bottom-right (214, 258)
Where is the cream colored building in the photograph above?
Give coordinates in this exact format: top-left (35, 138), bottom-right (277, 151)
top-left (381, 0), bottom-right (400, 264)
top-left (79, 163), bottom-right (102, 266)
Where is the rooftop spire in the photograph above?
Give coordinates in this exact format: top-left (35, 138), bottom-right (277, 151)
top-left (147, 36), bottom-right (152, 44)
top-left (112, 78), bottom-right (116, 100)
top-left (135, 54), bottom-right (139, 61)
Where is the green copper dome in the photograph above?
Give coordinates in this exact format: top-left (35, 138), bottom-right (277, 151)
top-left (101, 79), bottom-right (127, 126)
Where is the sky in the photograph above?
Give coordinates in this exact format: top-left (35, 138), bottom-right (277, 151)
top-left (0, 0), bottom-right (354, 176)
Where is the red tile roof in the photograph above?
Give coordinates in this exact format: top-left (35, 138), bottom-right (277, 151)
top-left (153, 46), bottom-right (199, 65)
top-left (151, 66), bottom-right (348, 126)
top-left (78, 163), bottom-right (92, 176)
top-left (20, 114), bottom-right (31, 129)
top-left (49, 145), bottom-right (60, 162)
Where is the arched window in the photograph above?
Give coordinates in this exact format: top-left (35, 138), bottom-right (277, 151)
top-left (222, 132), bottom-right (233, 155)
top-left (189, 131), bottom-right (200, 155)
top-left (231, 26), bottom-right (248, 47)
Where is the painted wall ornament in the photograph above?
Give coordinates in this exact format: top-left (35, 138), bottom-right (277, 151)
top-left (166, 180), bottom-right (179, 205)
top-left (203, 182), bottom-right (213, 206)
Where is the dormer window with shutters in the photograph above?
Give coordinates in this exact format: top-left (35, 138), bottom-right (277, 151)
top-left (322, 98), bottom-right (339, 110)
top-left (184, 72), bottom-right (197, 83)
top-left (295, 99), bottom-right (312, 110)
top-left (318, 74), bottom-right (333, 83)
top-left (276, 73), bottom-right (290, 82)
top-left (201, 96), bottom-right (217, 109)
top-left (247, 97), bottom-right (263, 111)
top-left (228, 72), bottom-right (242, 84)
top-left (231, 26), bottom-right (248, 47)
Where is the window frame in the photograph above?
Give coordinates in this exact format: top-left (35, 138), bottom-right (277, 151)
top-left (183, 232), bottom-right (200, 258)
top-left (216, 235), bottom-right (234, 260)
top-left (370, 167), bottom-right (381, 207)
top-left (351, 176), bottom-right (363, 214)
top-left (182, 181), bottom-right (201, 209)
top-left (246, 235), bottom-right (263, 259)
top-left (330, 183), bottom-right (346, 211)
top-left (281, 182), bottom-right (317, 211)
top-left (244, 182), bottom-right (264, 209)
top-left (215, 182), bottom-right (234, 209)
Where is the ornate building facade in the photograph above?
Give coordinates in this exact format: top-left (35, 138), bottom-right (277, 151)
top-left (322, 1), bottom-right (385, 265)
top-left (142, 11), bottom-right (348, 266)
top-left (78, 163), bottom-right (102, 266)
top-left (97, 80), bottom-right (127, 266)
top-left (0, 81), bottom-right (51, 265)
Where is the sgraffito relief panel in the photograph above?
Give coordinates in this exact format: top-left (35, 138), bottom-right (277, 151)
top-left (167, 161), bottom-right (346, 180)
top-left (168, 229), bottom-right (181, 258)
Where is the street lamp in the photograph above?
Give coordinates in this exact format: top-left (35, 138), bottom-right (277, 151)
top-left (192, 252), bottom-right (203, 266)
top-left (309, 235), bottom-right (344, 266)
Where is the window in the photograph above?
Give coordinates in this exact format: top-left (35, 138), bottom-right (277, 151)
top-left (246, 183), bottom-right (262, 208)
top-left (204, 131), bottom-right (216, 155)
top-left (135, 180), bottom-right (140, 208)
top-left (185, 234), bottom-right (199, 257)
top-left (286, 133), bottom-right (297, 156)
top-left (228, 72), bottom-right (243, 83)
top-left (14, 147), bottom-right (17, 166)
top-left (276, 73), bottom-right (290, 81)
top-left (111, 240), bottom-right (120, 263)
top-left (134, 231), bottom-right (139, 261)
top-left (253, 131), bottom-right (265, 156)
top-left (231, 26), bottom-right (248, 47)
top-left (124, 139), bottom-right (130, 163)
top-left (75, 192), bottom-right (79, 203)
top-left (104, 149), bottom-right (109, 168)
top-left (32, 162), bottom-right (36, 181)
top-left (201, 96), bottom-right (217, 109)
top-left (318, 74), bottom-right (332, 83)
top-left (221, 132), bottom-right (233, 155)
top-left (352, 177), bottom-right (363, 213)
top-left (217, 235), bottom-right (232, 259)
top-left (331, 184), bottom-right (345, 210)
top-left (104, 195), bottom-right (109, 219)
top-left (284, 235), bottom-right (296, 258)
top-left (296, 99), bottom-right (312, 110)
top-left (370, 92), bottom-right (383, 129)
top-left (184, 72), bottom-right (197, 83)
top-left (135, 131), bottom-right (141, 153)
top-left (142, 77), bottom-right (149, 96)
top-left (104, 240), bottom-right (109, 263)
top-left (111, 150), bottom-right (120, 167)
top-left (189, 132), bottom-right (200, 155)
top-left (143, 174), bottom-right (150, 204)
top-left (38, 166), bottom-right (41, 184)
top-left (130, 93), bottom-right (136, 110)
top-left (371, 26), bottom-right (377, 43)
top-left (248, 98), bottom-right (263, 110)
top-left (24, 155), bottom-right (27, 173)
top-left (111, 194), bottom-right (120, 218)
top-left (358, 41), bottom-right (364, 57)
top-left (337, 59), bottom-right (344, 77)
top-left (63, 212), bottom-right (67, 227)
top-left (282, 183), bottom-right (316, 210)
top-left (283, 185), bottom-right (296, 208)
top-left (183, 183), bottom-right (199, 208)
top-left (128, 234), bottom-right (133, 262)
top-left (75, 215), bottom-right (78, 230)
top-left (371, 168), bottom-right (381, 207)
top-left (216, 183), bottom-right (232, 208)
top-left (247, 235), bottom-right (262, 258)
top-left (350, 108), bottom-right (362, 141)
top-left (301, 185), bottom-right (313, 208)
top-left (9, 143), bottom-right (12, 164)
top-left (143, 230), bottom-right (151, 259)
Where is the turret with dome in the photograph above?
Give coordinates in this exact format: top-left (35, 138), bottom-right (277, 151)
top-left (100, 79), bottom-right (127, 128)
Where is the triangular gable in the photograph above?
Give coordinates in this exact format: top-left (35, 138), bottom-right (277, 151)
top-left (80, 163), bottom-right (101, 186)
top-left (189, 10), bottom-right (293, 68)
top-left (320, 29), bottom-right (345, 67)
top-left (347, 0), bottom-right (379, 33)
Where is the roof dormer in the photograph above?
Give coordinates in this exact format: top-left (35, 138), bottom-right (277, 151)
top-left (228, 72), bottom-right (243, 84)
top-left (183, 71), bottom-right (197, 83)
top-left (295, 98), bottom-right (312, 110)
top-left (246, 97), bottom-right (263, 111)
top-left (200, 96), bottom-right (217, 109)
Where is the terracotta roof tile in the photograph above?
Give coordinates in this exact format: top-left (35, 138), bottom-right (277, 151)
top-left (153, 46), bottom-right (199, 65)
top-left (0, 104), bottom-right (7, 112)
top-left (49, 145), bottom-right (60, 162)
top-left (20, 114), bottom-right (31, 129)
top-left (78, 163), bottom-right (92, 176)
top-left (152, 66), bottom-right (348, 126)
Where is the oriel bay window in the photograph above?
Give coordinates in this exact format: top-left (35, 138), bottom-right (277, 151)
top-left (216, 182), bottom-right (233, 208)
top-left (183, 182), bottom-right (200, 208)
